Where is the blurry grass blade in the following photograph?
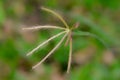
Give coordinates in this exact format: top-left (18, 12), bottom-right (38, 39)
top-left (67, 38), bottom-right (72, 73)
top-left (32, 32), bottom-right (68, 69)
top-left (73, 31), bottom-right (111, 50)
top-left (0, 1), bottom-right (6, 25)
top-left (22, 25), bottom-right (66, 30)
top-left (41, 7), bottom-right (69, 28)
top-left (26, 31), bottom-right (67, 56)
top-left (71, 14), bottom-right (117, 45)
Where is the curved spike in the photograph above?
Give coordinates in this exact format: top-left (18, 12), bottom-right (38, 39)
top-left (41, 7), bottom-right (69, 29)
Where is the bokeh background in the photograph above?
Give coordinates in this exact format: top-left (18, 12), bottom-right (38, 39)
top-left (0, 0), bottom-right (120, 80)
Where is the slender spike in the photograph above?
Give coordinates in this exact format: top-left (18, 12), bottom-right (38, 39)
top-left (67, 35), bottom-right (72, 73)
top-left (32, 32), bottom-right (68, 69)
top-left (26, 31), bottom-right (67, 56)
top-left (22, 25), bottom-right (66, 30)
top-left (41, 7), bottom-right (69, 29)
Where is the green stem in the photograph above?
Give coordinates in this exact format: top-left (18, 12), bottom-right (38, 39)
top-left (73, 31), bottom-right (111, 51)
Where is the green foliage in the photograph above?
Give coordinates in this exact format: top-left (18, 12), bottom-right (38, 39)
top-left (0, 0), bottom-right (6, 25)
top-left (0, 0), bottom-right (120, 80)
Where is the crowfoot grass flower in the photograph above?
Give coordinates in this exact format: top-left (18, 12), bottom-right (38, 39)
top-left (23, 7), bottom-right (110, 73)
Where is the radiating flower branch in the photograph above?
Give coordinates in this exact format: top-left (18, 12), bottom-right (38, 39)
top-left (23, 7), bottom-right (109, 74)
top-left (22, 25), bottom-right (66, 30)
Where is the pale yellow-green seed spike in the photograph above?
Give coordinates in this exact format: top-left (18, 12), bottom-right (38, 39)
top-left (41, 7), bottom-right (69, 29)
top-left (67, 36), bottom-right (72, 73)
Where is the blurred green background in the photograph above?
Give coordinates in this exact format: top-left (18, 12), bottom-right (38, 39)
top-left (0, 0), bottom-right (120, 80)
